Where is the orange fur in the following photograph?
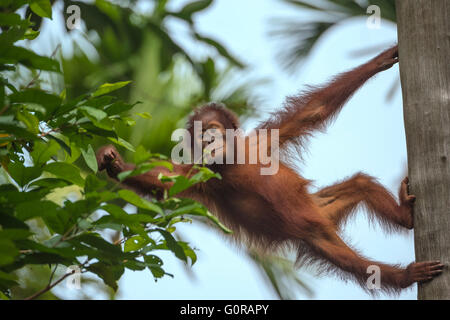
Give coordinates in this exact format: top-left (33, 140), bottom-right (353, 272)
top-left (97, 45), bottom-right (443, 294)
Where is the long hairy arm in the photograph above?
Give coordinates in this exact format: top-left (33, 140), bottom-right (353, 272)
top-left (259, 45), bottom-right (399, 148)
top-left (96, 145), bottom-right (193, 198)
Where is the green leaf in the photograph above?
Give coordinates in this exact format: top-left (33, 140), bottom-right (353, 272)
top-left (166, 201), bottom-right (204, 219)
top-left (79, 106), bottom-right (107, 122)
top-left (153, 228), bottom-right (186, 262)
top-left (144, 254), bottom-right (171, 279)
top-left (0, 270), bottom-right (18, 282)
top-left (168, 199), bottom-right (232, 234)
top-left (0, 123), bottom-right (38, 140)
top-left (43, 162), bottom-right (84, 187)
top-left (196, 58), bottom-right (216, 96)
top-left (178, 241), bottom-right (197, 265)
top-left (133, 145), bottom-right (152, 165)
top-left (117, 161), bottom-right (173, 182)
top-left (107, 137), bottom-right (135, 152)
top-left (64, 142), bottom-right (81, 163)
top-left (94, 220), bottom-right (122, 231)
top-left (81, 123), bottom-right (117, 139)
top-left (92, 117), bottom-right (114, 131)
top-left (47, 134), bottom-right (71, 157)
top-left (124, 236), bottom-right (151, 253)
top-left (118, 189), bottom-right (163, 215)
top-left (123, 259), bottom-right (147, 271)
top-left (0, 229), bottom-right (32, 240)
top-left (143, 254), bottom-right (163, 267)
top-left (59, 88), bottom-right (66, 100)
top-left (100, 204), bottom-right (129, 220)
top-left (30, 0), bottom-right (53, 19)
top-left (9, 89), bottom-right (62, 115)
top-left (16, 109), bottom-right (40, 134)
top-left (23, 29), bottom-right (40, 40)
top-left (146, 19), bottom-right (194, 70)
top-left (0, 46), bottom-right (60, 72)
top-left (84, 174), bottom-right (106, 194)
top-left (0, 238), bottom-right (19, 266)
top-left (0, 80), bottom-right (4, 109)
top-left (189, 166), bottom-right (222, 184)
top-left (63, 198), bottom-right (100, 222)
top-left (121, 117), bottom-right (135, 127)
top-left (20, 252), bottom-right (71, 265)
top-left (159, 166), bottom-right (220, 197)
top-left (87, 262), bottom-right (124, 291)
top-left (88, 191), bottom-right (117, 203)
top-left (194, 33), bottom-right (244, 68)
top-left (136, 112), bottom-right (152, 119)
top-left (0, 20), bottom-right (28, 45)
top-left (0, 211), bottom-right (29, 230)
top-left (283, 0), bottom-right (328, 12)
top-left (0, 13), bottom-right (24, 27)
top-left (160, 175), bottom-right (190, 197)
top-left (16, 200), bottom-right (68, 234)
top-left (105, 101), bottom-right (139, 116)
top-left (31, 140), bottom-right (59, 166)
top-left (92, 81), bottom-right (131, 97)
top-left (81, 144), bottom-right (98, 173)
top-left (29, 178), bottom-right (71, 189)
top-left (53, 93), bottom-right (89, 118)
top-left (77, 234), bottom-right (124, 259)
top-left (7, 162), bottom-right (42, 187)
top-left (95, 0), bottom-right (122, 21)
top-left (203, 210), bottom-right (232, 234)
top-left (99, 204), bottom-right (155, 238)
top-left (82, 96), bottom-right (114, 109)
top-left (0, 291), bottom-right (11, 300)
top-left (176, 0), bottom-right (213, 22)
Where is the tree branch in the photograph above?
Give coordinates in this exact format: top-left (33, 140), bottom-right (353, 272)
top-left (24, 269), bottom-right (75, 301)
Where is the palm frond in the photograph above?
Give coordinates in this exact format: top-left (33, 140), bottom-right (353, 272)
top-left (269, 20), bottom-right (336, 71)
top-left (248, 250), bottom-right (313, 300)
top-left (270, 0), bottom-right (396, 71)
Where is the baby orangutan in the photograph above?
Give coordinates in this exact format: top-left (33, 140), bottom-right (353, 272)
top-left (97, 45), bottom-right (443, 293)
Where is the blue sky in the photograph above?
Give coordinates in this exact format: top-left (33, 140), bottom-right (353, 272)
top-left (51, 0), bottom-right (416, 299)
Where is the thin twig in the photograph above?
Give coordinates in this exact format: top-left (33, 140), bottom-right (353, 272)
top-left (24, 258), bottom-right (90, 301)
top-left (47, 264), bottom-right (59, 287)
top-left (114, 237), bottom-right (126, 245)
top-left (0, 105), bottom-right (8, 116)
top-left (39, 128), bottom-right (60, 138)
top-left (25, 44), bottom-right (61, 89)
top-left (23, 269), bottom-right (75, 300)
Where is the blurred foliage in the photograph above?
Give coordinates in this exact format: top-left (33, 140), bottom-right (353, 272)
top-left (270, 0), bottom-right (396, 71)
top-left (0, 0), bottom-right (228, 300)
top-left (1, 0), bottom-right (311, 300)
top-left (60, 0), bottom-right (258, 157)
top-left (249, 249), bottom-right (313, 300)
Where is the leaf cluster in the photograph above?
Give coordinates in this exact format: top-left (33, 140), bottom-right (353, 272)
top-left (0, 0), bottom-right (227, 299)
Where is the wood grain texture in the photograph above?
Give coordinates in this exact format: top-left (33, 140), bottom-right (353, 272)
top-left (396, 0), bottom-right (450, 299)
